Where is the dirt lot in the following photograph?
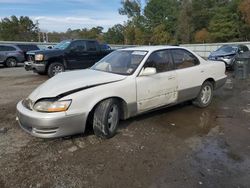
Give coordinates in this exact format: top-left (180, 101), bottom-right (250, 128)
top-left (0, 66), bottom-right (249, 188)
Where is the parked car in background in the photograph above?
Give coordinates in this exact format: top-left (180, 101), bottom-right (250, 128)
top-left (208, 44), bottom-right (249, 69)
top-left (0, 44), bottom-right (25, 67)
top-left (15, 44), bottom-right (40, 60)
top-left (17, 46), bottom-right (227, 139)
top-left (24, 39), bottom-right (113, 77)
top-left (0, 44), bottom-right (39, 67)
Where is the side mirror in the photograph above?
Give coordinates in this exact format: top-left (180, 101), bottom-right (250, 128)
top-left (140, 67), bottom-right (156, 76)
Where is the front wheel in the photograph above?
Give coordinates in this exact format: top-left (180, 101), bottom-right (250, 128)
top-left (193, 81), bottom-right (214, 108)
top-left (47, 62), bottom-right (65, 78)
top-left (93, 99), bottom-right (120, 139)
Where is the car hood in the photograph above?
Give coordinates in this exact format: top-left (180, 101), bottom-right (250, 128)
top-left (209, 50), bottom-right (236, 57)
top-left (29, 69), bottom-right (127, 101)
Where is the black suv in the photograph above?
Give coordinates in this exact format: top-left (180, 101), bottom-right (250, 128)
top-left (25, 39), bottom-right (113, 77)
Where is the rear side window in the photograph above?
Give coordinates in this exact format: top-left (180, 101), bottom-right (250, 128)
top-left (87, 41), bottom-right (97, 51)
top-left (144, 50), bottom-right (174, 73)
top-left (16, 44), bottom-right (39, 52)
top-left (171, 49), bottom-right (199, 69)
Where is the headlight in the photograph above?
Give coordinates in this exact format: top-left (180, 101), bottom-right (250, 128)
top-left (35, 54), bottom-right (44, 61)
top-left (34, 99), bottom-right (72, 113)
top-left (223, 56), bottom-right (233, 59)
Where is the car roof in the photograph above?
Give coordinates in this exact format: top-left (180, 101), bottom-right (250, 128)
top-left (221, 44), bottom-right (247, 48)
top-left (61, 39), bottom-right (97, 42)
top-left (119, 45), bottom-right (184, 52)
top-left (0, 44), bottom-right (17, 47)
top-left (0, 44), bottom-right (19, 49)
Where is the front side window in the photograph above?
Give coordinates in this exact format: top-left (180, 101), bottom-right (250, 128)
top-left (144, 50), bottom-right (173, 73)
top-left (171, 49), bottom-right (199, 69)
top-left (92, 50), bottom-right (147, 75)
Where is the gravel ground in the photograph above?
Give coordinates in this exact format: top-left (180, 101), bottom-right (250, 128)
top-left (0, 66), bottom-right (250, 188)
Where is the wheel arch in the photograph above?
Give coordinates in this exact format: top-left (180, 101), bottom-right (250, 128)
top-left (203, 78), bottom-right (215, 88)
top-left (5, 56), bottom-right (17, 62)
top-left (4, 56), bottom-right (18, 66)
top-left (86, 96), bottom-right (129, 125)
top-left (46, 57), bottom-right (65, 71)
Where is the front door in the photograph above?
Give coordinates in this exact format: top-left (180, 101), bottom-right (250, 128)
top-left (65, 40), bottom-right (90, 69)
top-left (136, 50), bottom-right (178, 112)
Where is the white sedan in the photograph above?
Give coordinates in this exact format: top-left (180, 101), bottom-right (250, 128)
top-left (16, 46), bottom-right (227, 138)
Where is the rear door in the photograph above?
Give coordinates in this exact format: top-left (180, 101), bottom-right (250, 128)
top-left (136, 50), bottom-right (178, 112)
top-left (86, 41), bottom-right (102, 65)
top-left (0, 46), bottom-right (5, 62)
top-left (170, 49), bottom-right (202, 102)
top-left (0, 46), bottom-right (17, 63)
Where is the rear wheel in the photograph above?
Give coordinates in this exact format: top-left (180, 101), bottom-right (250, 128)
top-left (5, 57), bottom-right (17, 67)
top-left (93, 98), bottom-right (120, 139)
top-left (193, 81), bottom-right (214, 108)
top-left (47, 62), bottom-right (65, 78)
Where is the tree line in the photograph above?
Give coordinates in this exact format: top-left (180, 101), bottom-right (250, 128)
top-left (1, 0), bottom-right (250, 45)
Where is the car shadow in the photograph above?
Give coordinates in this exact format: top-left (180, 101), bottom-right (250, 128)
top-left (0, 64), bottom-right (24, 69)
top-left (62, 101), bottom-right (194, 141)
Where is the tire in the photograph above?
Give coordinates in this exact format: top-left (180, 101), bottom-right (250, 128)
top-left (47, 62), bottom-right (65, 78)
top-left (93, 99), bottom-right (120, 139)
top-left (193, 81), bottom-right (214, 108)
top-left (5, 57), bottom-right (17, 67)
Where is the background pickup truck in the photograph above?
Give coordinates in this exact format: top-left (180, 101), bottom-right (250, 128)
top-left (25, 39), bottom-right (113, 77)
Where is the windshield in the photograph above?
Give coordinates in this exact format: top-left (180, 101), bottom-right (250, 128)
top-left (217, 45), bottom-right (238, 53)
top-left (54, 40), bottom-right (71, 50)
top-left (91, 50), bottom-right (147, 75)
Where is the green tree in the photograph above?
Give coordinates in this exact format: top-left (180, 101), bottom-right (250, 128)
top-left (119, 0), bottom-right (142, 18)
top-left (103, 24), bottom-right (124, 44)
top-left (177, 0), bottom-right (193, 43)
top-left (0, 15), bottom-right (37, 41)
top-left (209, 7), bottom-right (240, 42)
top-left (150, 24), bottom-right (170, 44)
top-left (144, 0), bottom-right (180, 37)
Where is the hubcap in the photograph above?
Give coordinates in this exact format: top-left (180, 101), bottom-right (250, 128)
top-left (52, 65), bottom-right (63, 75)
top-left (201, 85), bottom-right (212, 104)
top-left (107, 104), bottom-right (119, 132)
top-left (8, 59), bottom-right (16, 67)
